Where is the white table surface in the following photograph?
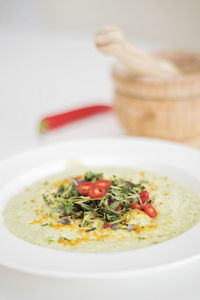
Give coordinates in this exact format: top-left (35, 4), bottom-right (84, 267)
top-left (0, 28), bottom-right (163, 160)
top-left (0, 28), bottom-right (125, 160)
top-left (1, 29), bottom-right (200, 300)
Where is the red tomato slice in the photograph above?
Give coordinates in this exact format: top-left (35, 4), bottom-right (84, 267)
top-left (94, 180), bottom-right (111, 190)
top-left (77, 181), bottom-right (93, 196)
top-left (103, 222), bottom-right (109, 229)
top-left (143, 203), bottom-right (157, 218)
top-left (88, 186), bottom-right (106, 199)
top-left (140, 190), bottom-right (149, 203)
top-left (131, 203), bottom-right (143, 210)
top-left (115, 205), bottom-right (122, 211)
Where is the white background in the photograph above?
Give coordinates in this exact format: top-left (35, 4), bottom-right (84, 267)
top-left (0, 28), bottom-right (123, 159)
top-left (0, 0), bottom-right (199, 160)
top-left (0, 3), bottom-right (200, 299)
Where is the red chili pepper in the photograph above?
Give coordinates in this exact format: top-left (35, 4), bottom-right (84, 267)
top-left (94, 180), bottom-right (111, 190)
top-left (140, 190), bottom-right (149, 203)
top-left (143, 203), bottom-right (157, 218)
top-left (77, 181), bottom-right (93, 196)
top-left (39, 105), bottom-right (112, 133)
top-left (131, 203), bottom-right (143, 210)
top-left (103, 223), bottom-right (109, 229)
top-left (88, 186), bottom-right (106, 199)
top-left (115, 205), bottom-right (122, 211)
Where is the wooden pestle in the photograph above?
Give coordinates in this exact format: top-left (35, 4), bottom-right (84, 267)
top-left (95, 26), bottom-right (181, 79)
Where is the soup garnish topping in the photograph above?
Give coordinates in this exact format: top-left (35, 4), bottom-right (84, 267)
top-left (42, 171), bottom-right (157, 231)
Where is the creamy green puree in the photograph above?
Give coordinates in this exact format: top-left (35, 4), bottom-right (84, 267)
top-left (3, 168), bottom-right (200, 252)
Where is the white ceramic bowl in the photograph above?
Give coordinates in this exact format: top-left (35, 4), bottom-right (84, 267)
top-left (1, 137), bottom-right (200, 300)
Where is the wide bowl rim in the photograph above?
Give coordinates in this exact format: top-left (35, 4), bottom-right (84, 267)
top-left (1, 137), bottom-right (200, 278)
top-left (113, 50), bottom-right (200, 83)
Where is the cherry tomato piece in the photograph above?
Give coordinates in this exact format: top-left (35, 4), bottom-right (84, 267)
top-left (94, 180), bottom-right (111, 190)
top-left (131, 203), bottom-right (143, 210)
top-left (88, 186), bottom-right (106, 199)
top-left (115, 205), bottom-right (122, 211)
top-left (77, 181), bottom-right (93, 196)
top-left (143, 203), bottom-right (157, 218)
top-left (140, 190), bottom-right (149, 203)
top-left (103, 223), bottom-right (109, 229)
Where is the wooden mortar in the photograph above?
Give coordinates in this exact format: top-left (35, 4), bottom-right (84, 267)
top-left (113, 51), bottom-right (200, 147)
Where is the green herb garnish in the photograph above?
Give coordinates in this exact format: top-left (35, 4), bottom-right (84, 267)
top-left (42, 171), bottom-right (148, 231)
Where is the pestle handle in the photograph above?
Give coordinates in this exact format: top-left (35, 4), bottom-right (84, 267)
top-left (95, 26), bottom-right (181, 78)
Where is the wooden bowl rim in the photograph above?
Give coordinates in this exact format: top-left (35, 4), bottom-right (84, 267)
top-left (113, 50), bottom-right (200, 84)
